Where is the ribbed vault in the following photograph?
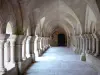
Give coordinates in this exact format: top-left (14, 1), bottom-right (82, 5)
top-left (35, 0), bottom-right (82, 37)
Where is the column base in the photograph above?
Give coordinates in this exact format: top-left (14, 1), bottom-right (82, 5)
top-left (79, 49), bottom-right (82, 54)
top-left (92, 50), bottom-right (96, 54)
top-left (80, 53), bottom-right (86, 61)
top-left (94, 53), bottom-right (99, 57)
top-left (16, 61), bottom-right (22, 75)
top-left (74, 49), bottom-right (80, 54)
top-left (5, 62), bottom-right (15, 70)
top-left (22, 57), bottom-right (27, 60)
top-left (0, 68), bottom-right (7, 75)
top-left (38, 49), bottom-right (42, 57)
top-left (31, 54), bottom-right (35, 62)
top-left (10, 60), bottom-right (16, 63)
top-left (26, 54), bottom-right (31, 58)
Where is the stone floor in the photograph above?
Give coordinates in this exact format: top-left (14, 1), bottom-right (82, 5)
top-left (25, 47), bottom-right (98, 75)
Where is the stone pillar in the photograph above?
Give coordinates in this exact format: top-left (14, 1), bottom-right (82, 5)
top-left (39, 37), bottom-right (43, 55)
top-left (44, 38), bottom-right (46, 51)
top-left (94, 37), bottom-right (99, 57)
top-left (43, 38), bottom-right (45, 50)
top-left (91, 34), bottom-right (96, 54)
top-left (42, 37), bottom-right (45, 51)
top-left (4, 41), bottom-right (10, 62)
top-left (22, 36), bottom-right (28, 60)
top-left (86, 34), bottom-right (89, 53)
top-left (26, 36), bottom-right (32, 58)
top-left (40, 37), bottom-right (43, 53)
top-left (8, 35), bottom-right (17, 63)
top-left (45, 38), bottom-right (47, 49)
top-left (0, 34), bottom-right (9, 75)
top-left (67, 36), bottom-right (69, 47)
top-left (48, 38), bottom-right (50, 47)
top-left (40, 37), bottom-right (42, 55)
top-left (43, 37), bottom-right (45, 52)
top-left (85, 35), bottom-right (88, 53)
top-left (75, 36), bottom-right (78, 53)
top-left (37, 37), bottom-right (40, 56)
top-left (34, 36), bottom-right (39, 58)
top-left (79, 36), bottom-right (83, 54)
top-left (80, 35), bottom-right (86, 61)
top-left (47, 38), bottom-right (49, 48)
top-left (30, 36), bottom-right (35, 62)
top-left (88, 34), bottom-right (92, 54)
top-left (42, 38), bottom-right (44, 52)
top-left (15, 35), bottom-right (25, 75)
top-left (38, 37), bottom-right (41, 56)
top-left (48, 38), bottom-right (51, 47)
top-left (76, 36), bottom-right (78, 51)
top-left (78, 36), bottom-right (80, 53)
top-left (46, 38), bottom-right (48, 49)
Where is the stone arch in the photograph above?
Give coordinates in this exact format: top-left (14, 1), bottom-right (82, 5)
top-left (22, 25), bottom-right (33, 60)
top-left (4, 20), bottom-right (17, 66)
top-left (6, 22), bottom-right (14, 34)
top-left (85, 5), bottom-right (97, 33)
top-left (90, 22), bottom-right (96, 33)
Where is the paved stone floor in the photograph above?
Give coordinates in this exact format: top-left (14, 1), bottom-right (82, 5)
top-left (25, 47), bottom-right (98, 75)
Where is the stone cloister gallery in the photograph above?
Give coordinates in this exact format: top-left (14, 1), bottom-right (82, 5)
top-left (0, 0), bottom-right (100, 75)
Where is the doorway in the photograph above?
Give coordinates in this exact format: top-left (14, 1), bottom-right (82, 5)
top-left (58, 34), bottom-right (65, 46)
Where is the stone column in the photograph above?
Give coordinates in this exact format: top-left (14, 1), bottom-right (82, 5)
top-left (37, 37), bottom-right (40, 56)
top-left (94, 37), bottom-right (99, 57)
top-left (75, 36), bottom-right (78, 51)
top-left (34, 36), bottom-right (39, 58)
top-left (22, 36), bottom-right (28, 60)
top-left (45, 38), bottom-right (47, 49)
top-left (91, 34), bottom-right (96, 54)
top-left (43, 38), bottom-right (45, 50)
top-left (30, 36), bottom-right (35, 62)
top-left (44, 38), bottom-right (46, 51)
top-left (79, 36), bottom-right (83, 54)
top-left (85, 35), bottom-right (88, 53)
top-left (80, 35), bottom-right (86, 61)
top-left (43, 38), bottom-right (46, 51)
top-left (42, 38), bottom-right (44, 52)
top-left (47, 38), bottom-right (49, 49)
top-left (39, 37), bottom-right (42, 55)
top-left (67, 36), bottom-right (69, 47)
top-left (75, 36), bottom-right (78, 52)
top-left (42, 37), bottom-right (45, 51)
top-left (40, 37), bottom-right (43, 53)
top-left (48, 38), bottom-right (50, 47)
top-left (0, 34), bottom-right (9, 75)
top-left (8, 35), bottom-right (17, 63)
top-left (46, 38), bottom-right (48, 49)
top-left (26, 36), bottom-right (32, 58)
top-left (86, 34), bottom-right (89, 53)
top-left (88, 34), bottom-right (92, 54)
top-left (4, 41), bottom-right (10, 62)
top-left (39, 37), bottom-right (43, 55)
top-left (77, 36), bottom-right (80, 53)
top-left (38, 37), bottom-right (41, 56)
top-left (48, 38), bottom-right (51, 47)
top-left (15, 35), bottom-right (25, 75)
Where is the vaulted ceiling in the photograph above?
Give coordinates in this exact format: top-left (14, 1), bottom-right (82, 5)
top-left (0, 0), bottom-right (100, 36)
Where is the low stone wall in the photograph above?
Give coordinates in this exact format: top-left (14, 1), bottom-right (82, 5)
top-left (6, 57), bottom-right (33, 75)
top-left (6, 67), bottom-right (17, 75)
top-left (86, 54), bottom-right (100, 74)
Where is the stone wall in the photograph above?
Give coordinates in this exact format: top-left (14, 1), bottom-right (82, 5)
top-left (6, 57), bottom-right (33, 75)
